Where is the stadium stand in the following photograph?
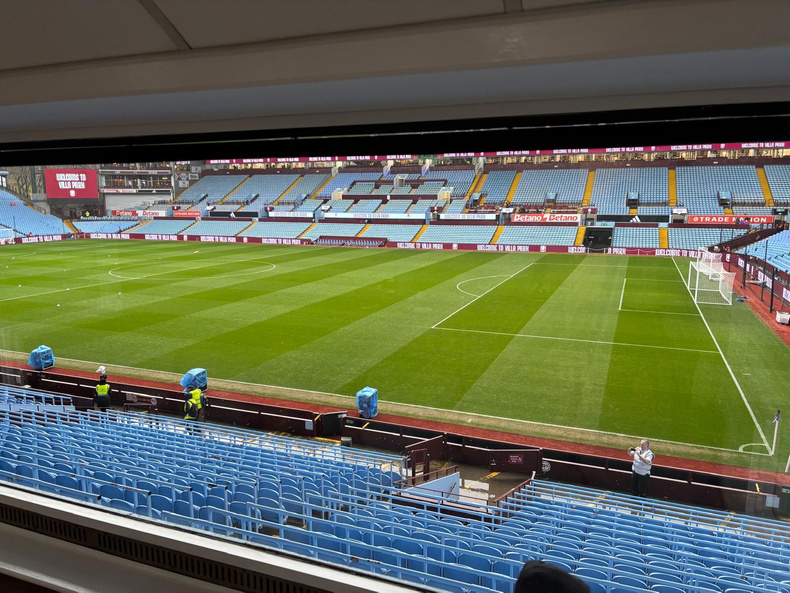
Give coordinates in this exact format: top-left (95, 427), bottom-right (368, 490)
top-left (418, 224), bottom-right (496, 244)
top-left (73, 220), bottom-right (139, 234)
top-left (326, 199), bottom-right (353, 212)
top-left (424, 169), bottom-right (475, 197)
top-left (378, 200), bottom-right (412, 213)
top-left (732, 206), bottom-right (775, 216)
top-left (410, 199), bottom-right (445, 214)
top-left (740, 229), bottom-right (790, 273)
top-left (4, 392), bottom-right (789, 593)
top-left (413, 181), bottom-right (445, 195)
top-left (317, 173), bottom-right (381, 198)
top-left (294, 199), bottom-right (323, 212)
top-left (510, 170), bottom-right (588, 206)
top-left (591, 168), bottom-right (668, 214)
top-left (0, 189), bottom-right (69, 236)
top-left (667, 226), bottom-right (747, 250)
top-left (677, 166), bottom-right (763, 212)
top-left (132, 219), bottom-right (192, 235)
top-left (479, 170), bottom-right (517, 204)
top-left (349, 199), bottom-right (382, 213)
top-left (301, 223), bottom-right (365, 240)
top-left (373, 184), bottom-right (395, 194)
top-left (764, 165), bottom-right (790, 206)
top-left (176, 175), bottom-right (247, 206)
top-left (446, 200), bottom-right (468, 213)
top-left (278, 174), bottom-right (329, 204)
top-left (391, 185), bottom-right (414, 195)
top-left (240, 221), bottom-right (312, 239)
top-left (498, 225), bottom-right (577, 246)
top-left (226, 174), bottom-right (299, 205)
top-left (180, 220), bottom-right (250, 236)
top-left (360, 224), bottom-right (421, 242)
top-left (346, 182), bottom-right (377, 195)
top-left (612, 227), bottom-right (660, 248)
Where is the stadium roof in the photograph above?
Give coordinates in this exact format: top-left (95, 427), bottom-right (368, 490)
top-left (0, 0), bottom-right (788, 147)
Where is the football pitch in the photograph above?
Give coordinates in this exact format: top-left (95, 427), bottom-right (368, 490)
top-left (1, 240), bottom-right (788, 471)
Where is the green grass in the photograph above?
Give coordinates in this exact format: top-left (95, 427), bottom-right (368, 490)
top-left (1, 240), bottom-right (788, 472)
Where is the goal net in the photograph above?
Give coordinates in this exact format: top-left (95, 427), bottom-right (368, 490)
top-left (686, 250), bottom-right (734, 305)
top-left (0, 227), bottom-right (15, 246)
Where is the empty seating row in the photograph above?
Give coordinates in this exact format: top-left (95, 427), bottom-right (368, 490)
top-left (418, 225), bottom-right (496, 244)
top-left (612, 227), bottom-right (660, 248)
top-left (225, 174), bottom-right (299, 205)
top-left (511, 170), bottom-right (587, 205)
top-left (240, 222), bottom-right (312, 239)
top-left (764, 165), bottom-right (790, 205)
top-left (180, 220), bottom-right (250, 237)
top-left (177, 175), bottom-right (247, 205)
top-left (73, 220), bottom-right (138, 234)
top-left (424, 169), bottom-right (475, 197)
top-left (591, 168), bottom-right (668, 205)
top-left (668, 227), bottom-right (747, 250)
top-left (677, 166), bottom-right (763, 204)
top-left (302, 223), bottom-right (365, 240)
top-left (498, 226), bottom-right (577, 246)
top-left (479, 171), bottom-right (517, 204)
top-left (360, 224), bottom-right (421, 242)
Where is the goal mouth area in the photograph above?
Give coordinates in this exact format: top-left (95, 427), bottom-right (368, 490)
top-left (687, 259), bottom-right (736, 306)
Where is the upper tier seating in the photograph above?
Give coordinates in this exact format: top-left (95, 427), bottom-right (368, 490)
top-left (382, 173), bottom-right (420, 180)
top-left (373, 184), bottom-right (394, 195)
top-left (677, 166), bottom-right (763, 205)
top-left (732, 206), bottom-right (774, 216)
top-left (278, 174), bottom-right (329, 204)
top-left (378, 200), bottom-right (412, 214)
top-left (424, 169), bottom-right (475, 197)
top-left (301, 223), bottom-right (365, 240)
top-left (317, 173), bottom-right (381, 198)
top-left (418, 225), bottom-right (496, 244)
top-left (498, 226), bottom-right (577, 245)
top-left (239, 222), bottom-right (312, 239)
top-left (510, 170), bottom-right (588, 206)
top-left (591, 167), bottom-right (668, 206)
top-left (360, 224), bottom-right (421, 242)
top-left (668, 227), bottom-right (747, 250)
top-left (133, 219), bottom-right (192, 235)
top-left (177, 175), bottom-right (247, 205)
top-left (294, 200), bottom-right (322, 212)
top-left (346, 182), bottom-right (377, 195)
top-left (226, 174), bottom-right (299, 205)
top-left (764, 165), bottom-right (790, 205)
top-left (413, 181), bottom-right (445, 195)
top-left (479, 170), bottom-right (517, 204)
top-left (180, 220), bottom-right (250, 237)
top-left (348, 200), bottom-right (382, 213)
top-left (326, 199), bottom-right (353, 212)
top-left (73, 220), bottom-right (138, 234)
top-left (409, 199), bottom-right (445, 214)
top-left (445, 200), bottom-right (468, 213)
top-left (612, 227), bottom-right (660, 248)
top-left (391, 186), bottom-right (414, 195)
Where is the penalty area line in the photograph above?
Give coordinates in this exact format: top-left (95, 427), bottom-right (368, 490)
top-left (671, 257), bottom-right (770, 454)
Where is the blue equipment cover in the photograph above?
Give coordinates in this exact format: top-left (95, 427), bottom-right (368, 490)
top-left (28, 346), bottom-right (55, 371)
top-left (356, 386), bottom-right (378, 419)
top-left (180, 368), bottom-right (208, 392)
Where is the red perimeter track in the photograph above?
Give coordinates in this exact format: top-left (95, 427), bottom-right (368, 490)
top-left (6, 361), bottom-right (788, 486)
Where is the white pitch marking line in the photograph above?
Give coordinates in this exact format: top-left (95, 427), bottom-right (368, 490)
top-left (432, 262), bottom-right (535, 329)
top-left (619, 278), bottom-right (627, 311)
top-left (619, 309), bottom-right (699, 316)
top-left (671, 257), bottom-right (770, 453)
top-left (433, 326), bottom-right (719, 354)
top-left (4, 349), bottom-right (764, 456)
top-left (455, 275), bottom-right (509, 297)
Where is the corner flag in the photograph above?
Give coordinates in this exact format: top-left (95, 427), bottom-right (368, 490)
top-left (770, 410), bottom-right (781, 424)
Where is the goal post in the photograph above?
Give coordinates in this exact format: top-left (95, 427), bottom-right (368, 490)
top-left (0, 227), bottom-right (15, 246)
top-left (686, 250), bottom-right (735, 305)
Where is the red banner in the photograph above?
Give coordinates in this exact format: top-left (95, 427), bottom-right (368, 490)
top-left (687, 214), bottom-right (773, 224)
top-left (511, 213), bottom-right (581, 223)
top-left (44, 168), bottom-right (99, 199)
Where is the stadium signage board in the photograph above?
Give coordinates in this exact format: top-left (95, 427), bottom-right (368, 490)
top-left (113, 210), bottom-right (168, 217)
top-left (19, 234), bottom-right (65, 243)
top-left (687, 215), bottom-right (773, 224)
top-left (173, 210), bottom-right (201, 217)
top-left (325, 212), bottom-right (426, 220)
top-left (441, 213), bottom-right (497, 220)
top-left (511, 213), bottom-right (582, 223)
top-left (44, 168), bottom-right (99, 199)
top-left (206, 155), bottom-right (417, 165)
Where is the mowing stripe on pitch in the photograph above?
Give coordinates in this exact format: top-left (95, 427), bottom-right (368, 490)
top-left (671, 257), bottom-right (770, 453)
top-left (432, 262), bottom-right (535, 329)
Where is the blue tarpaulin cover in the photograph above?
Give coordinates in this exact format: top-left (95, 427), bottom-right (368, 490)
top-left (28, 346), bottom-right (55, 370)
top-left (356, 386), bottom-right (378, 419)
top-left (180, 368), bottom-right (208, 391)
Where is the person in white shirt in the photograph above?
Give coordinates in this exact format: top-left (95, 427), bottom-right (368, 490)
top-left (627, 439), bottom-right (654, 497)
